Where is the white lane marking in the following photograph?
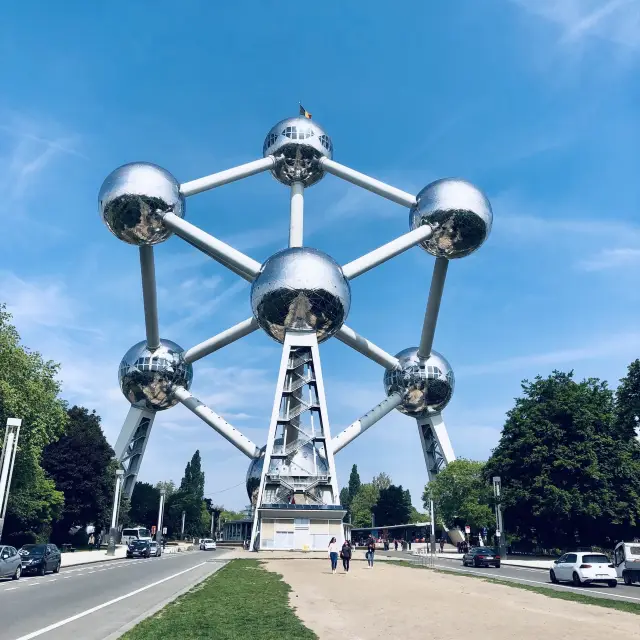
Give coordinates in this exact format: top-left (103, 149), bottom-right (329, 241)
top-left (432, 563), bottom-right (640, 602)
top-left (14, 561), bottom-right (208, 640)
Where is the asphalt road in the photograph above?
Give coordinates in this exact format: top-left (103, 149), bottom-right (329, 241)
top-left (0, 549), bottom-right (230, 640)
top-left (380, 552), bottom-right (640, 604)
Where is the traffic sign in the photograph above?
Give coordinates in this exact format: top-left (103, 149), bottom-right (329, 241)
top-left (465, 525), bottom-right (471, 534)
top-left (162, 527), bottom-right (168, 535)
top-left (496, 530), bottom-right (501, 537)
top-left (151, 526), bottom-right (156, 534)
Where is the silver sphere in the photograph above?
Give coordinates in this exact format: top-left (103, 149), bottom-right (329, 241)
top-left (384, 347), bottom-right (455, 417)
top-left (410, 178), bottom-right (492, 259)
top-left (262, 116), bottom-right (333, 187)
top-left (251, 247), bottom-right (351, 344)
top-left (99, 162), bottom-right (185, 245)
top-left (247, 441), bottom-right (329, 504)
top-left (118, 339), bottom-right (193, 411)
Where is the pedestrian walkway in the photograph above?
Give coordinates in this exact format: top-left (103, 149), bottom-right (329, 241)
top-left (60, 543), bottom-right (194, 567)
top-left (410, 549), bottom-right (554, 569)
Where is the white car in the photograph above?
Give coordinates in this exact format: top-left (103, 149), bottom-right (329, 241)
top-left (550, 552), bottom-right (617, 587)
top-left (200, 539), bottom-right (216, 551)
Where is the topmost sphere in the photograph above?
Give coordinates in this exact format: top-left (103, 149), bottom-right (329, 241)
top-left (99, 162), bottom-right (185, 246)
top-left (409, 178), bottom-right (492, 259)
top-left (262, 117), bottom-right (333, 187)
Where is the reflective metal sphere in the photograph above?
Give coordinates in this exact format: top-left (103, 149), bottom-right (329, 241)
top-left (118, 339), bottom-right (193, 411)
top-left (246, 441), bottom-right (329, 504)
top-left (410, 178), bottom-right (492, 259)
top-left (251, 248), bottom-right (350, 344)
top-left (262, 117), bottom-right (333, 187)
top-left (99, 162), bottom-right (185, 245)
top-left (384, 347), bottom-right (454, 417)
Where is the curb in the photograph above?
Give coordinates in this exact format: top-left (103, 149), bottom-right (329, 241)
top-left (103, 559), bottom-right (229, 639)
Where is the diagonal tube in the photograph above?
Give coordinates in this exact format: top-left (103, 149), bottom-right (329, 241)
top-left (183, 317), bottom-right (259, 364)
top-left (319, 157), bottom-right (417, 208)
top-left (332, 393), bottom-right (403, 454)
top-left (335, 325), bottom-right (399, 370)
top-left (180, 156), bottom-right (275, 197)
top-left (139, 246), bottom-right (160, 350)
top-left (342, 225), bottom-right (433, 280)
top-left (417, 257), bottom-right (449, 359)
top-left (173, 386), bottom-right (261, 459)
top-left (161, 212), bottom-right (261, 281)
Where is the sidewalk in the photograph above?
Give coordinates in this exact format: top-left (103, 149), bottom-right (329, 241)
top-left (413, 550), bottom-right (553, 570)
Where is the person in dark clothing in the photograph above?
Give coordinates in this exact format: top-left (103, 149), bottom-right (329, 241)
top-left (340, 540), bottom-right (352, 572)
top-left (394, 539), bottom-right (398, 551)
top-left (366, 536), bottom-right (376, 568)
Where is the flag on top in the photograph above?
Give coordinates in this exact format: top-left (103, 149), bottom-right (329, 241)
top-left (299, 104), bottom-right (312, 119)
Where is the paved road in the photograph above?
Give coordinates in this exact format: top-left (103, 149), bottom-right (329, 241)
top-left (380, 552), bottom-right (640, 604)
top-left (0, 549), bottom-right (230, 640)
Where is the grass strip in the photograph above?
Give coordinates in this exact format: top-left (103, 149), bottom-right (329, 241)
top-left (389, 559), bottom-right (640, 615)
top-left (121, 559), bottom-right (317, 640)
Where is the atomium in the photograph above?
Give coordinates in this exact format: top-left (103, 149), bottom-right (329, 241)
top-left (99, 162), bottom-right (185, 246)
top-left (262, 116), bottom-right (333, 187)
top-left (409, 178), bottom-right (492, 259)
top-left (383, 347), bottom-right (455, 417)
top-left (246, 440), bottom-right (329, 504)
top-left (118, 339), bottom-right (193, 411)
top-left (251, 247), bottom-right (351, 344)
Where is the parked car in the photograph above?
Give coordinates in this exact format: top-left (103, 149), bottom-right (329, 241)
top-left (0, 545), bottom-right (22, 580)
top-left (462, 547), bottom-right (501, 568)
top-left (149, 541), bottom-right (162, 557)
top-left (126, 540), bottom-right (151, 558)
top-left (200, 539), bottom-right (216, 551)
top-left (550, 552), bottom-right (617, 587)
top-left (613, 542), bottom-right (640, 585)
top-left (19, 544), bottom-right (61, 576)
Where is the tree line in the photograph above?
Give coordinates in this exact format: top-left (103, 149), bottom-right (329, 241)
top-left (0, 305), bottom-right (234, 547)
top-left (424, 366), bottom-right (640, 551)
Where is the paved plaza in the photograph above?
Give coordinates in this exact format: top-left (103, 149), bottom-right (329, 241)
top-left (264, 559), bottom-right (639, 640)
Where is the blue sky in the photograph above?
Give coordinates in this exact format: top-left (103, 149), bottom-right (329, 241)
top-left (1, 0), bottom-right (639, 511)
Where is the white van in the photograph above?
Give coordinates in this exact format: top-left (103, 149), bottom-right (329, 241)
top-left (121, 527), bottom-right (152, 546)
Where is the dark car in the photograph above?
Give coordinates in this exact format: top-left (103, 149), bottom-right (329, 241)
top-left (462, 546), bottom-right (501, 568)
top-left (19, 544), bottom-right (61, 576)
top-left (127, 540), bottom-right (151, 558)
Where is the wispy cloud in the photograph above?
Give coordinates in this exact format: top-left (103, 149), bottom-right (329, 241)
top-left (577, 247), bottom-right (640, 271)
top-left (510, 0), bottom-right (640, 49)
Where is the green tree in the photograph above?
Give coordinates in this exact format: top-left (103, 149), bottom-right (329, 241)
top-left (350, 483), bottom-right (379, 528)
top-left (373, 484), bottom-right (411, 526)
top-left (41, 406), bottom-right (116, 544)
top-left (0, 305), bottom-right (68, 542)
top-left (424, 459), bottom-right (494, 532)
top-left (615, 360), bottom-right (640, 439)
top-left (372, 472), bottom-right (392, 491)
top-left (339, 487), bottom-right (351, 510)
top-left (348, 465), bottom-right (361, 501)
top-left (409, 506), bottom-right (428, 523)
top-left (129, 482), bottom-right (161, 529)
top-left (155, 480), bottom-right (177, 497)
top-left (167, 451), bottom-right (207, 538)
top-left (486, 371), bottom-right (640, 548)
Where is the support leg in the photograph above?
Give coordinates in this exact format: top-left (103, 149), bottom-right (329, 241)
top-left (113, 405), bottom-right (156, 499)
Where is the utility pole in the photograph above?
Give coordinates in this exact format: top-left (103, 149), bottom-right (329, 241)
top-left (429, 498), bottom-right (436, 555)
top-left (181, 510), bottom-right (186, 540)
top-left (156, 489), bottom-right (166, 544)
top-left (492, 476), bottom-right (507, 560)
top-left (0, 418), bottom-right (21, 542)
top-left (107, 469), bottom-right (125, 555)
top-left (210, 511), bottom-right (215, 538)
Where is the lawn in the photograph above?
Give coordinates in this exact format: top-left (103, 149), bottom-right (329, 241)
top-left (390, 559), bottom-right (640, 616)
top-left (121, 559), bottom-right (317, 640)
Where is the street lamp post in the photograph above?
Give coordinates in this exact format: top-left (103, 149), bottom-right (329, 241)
top-left (156, 489), bottom-right (166, 544)
top-left (492, 476), bottom-right (507, 560)
top-left (181, 510), bottom-right (186, 540)
top-left (0, 418), bottom-right (22, 543)
top-left (107, 469), bottom-right (125, 556)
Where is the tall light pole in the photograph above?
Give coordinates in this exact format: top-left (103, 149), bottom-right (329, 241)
top-left (0, 418), bottom-right (22, 542)
top-left (156, 489), bottom-right (166, 544)
top-left (181, 510), bottom-right (186, 540)
top-left (492, 476), bottom-right (507, 560)
top-left (107, 469), bottom-right (125, 556)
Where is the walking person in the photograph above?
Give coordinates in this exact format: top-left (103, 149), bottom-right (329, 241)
top-left (341, 540), bottom-right (352, 572)
top-left (394, 539), bottom-right (398, 552)
top-left (328, 537), bottom-right (339, 574)
top-left (439, 538), bottom-right (445, 553)
top-left (366, 536), bottom-right (376, 568)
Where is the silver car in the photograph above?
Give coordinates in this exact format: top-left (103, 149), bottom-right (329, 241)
top-left (0, 545), bottom-right (22, 580)
top-left (149, 541), bottom-right (162, 557)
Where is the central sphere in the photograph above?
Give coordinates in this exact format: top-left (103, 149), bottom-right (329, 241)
top-left (383, 347), bottom-right (455, 417)
top-left (118, 339), bottom-right (193, 411)
top-left (262, 117), bottom-right (333, 187)
top-left (251, 248), bottom-right (351, 344)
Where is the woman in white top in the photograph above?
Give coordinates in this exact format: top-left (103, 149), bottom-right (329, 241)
top-left (328, 537), bottom-right (339, 574)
